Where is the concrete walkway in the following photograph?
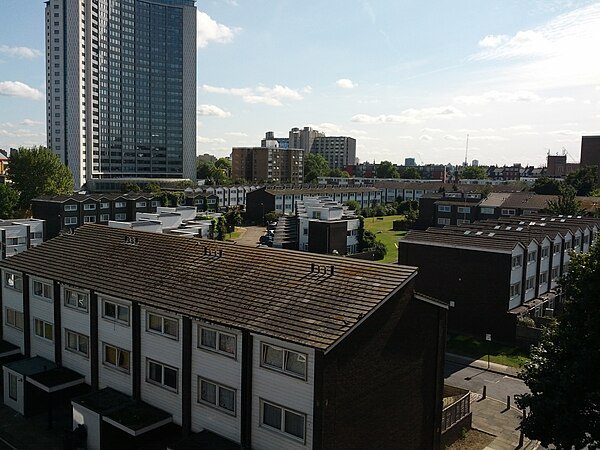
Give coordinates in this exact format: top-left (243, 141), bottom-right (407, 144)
top-left (446, 352), bottom-right (521, 378)
top-left (233, 226), bottom-right (266, 247)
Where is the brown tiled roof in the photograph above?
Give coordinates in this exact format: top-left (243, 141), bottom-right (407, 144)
top-left (32, 193), bottom-right (156, 203)
top-left (499, 193), bottom-right (556, 210)
top-left (264, 186), bottom-right (378, 195)
top-left (0, 225), bottom-right (417, 351)
top-left (402, 230), bottom-right (522, 253)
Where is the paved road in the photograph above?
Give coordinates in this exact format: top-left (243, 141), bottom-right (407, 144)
top-left (445, 359), bottom-right (529, 403)
top-left (235, 226), bottom-right (266, 247)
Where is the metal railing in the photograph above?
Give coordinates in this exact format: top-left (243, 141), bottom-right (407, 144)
top-left (441, 392), bottom-right (471, 433)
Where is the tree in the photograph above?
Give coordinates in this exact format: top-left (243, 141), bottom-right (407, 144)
top-left (516, 240), bottom-right (600, 449)
top-left (215, 216), bottom-right (228, 241)
top-left (122, 182), bottom-right (141, 193)
top-left (197, 160), bottom-right (214, 180)
top-left (461, 165), bottom-right (487, 179)
top-left (0, 184), bottom-right (19, 219)
top-left (373, 241), bottom-right (387, 260)
top-left (224, 207), bottom-right (243, 233)
top-left (146, 182), bottom-right (162, 194)
top-left (565, 166), bottom-right (597, 196)
top-left (546, 185), bottom-right (584, 215)
top-left (376, 161), bottom-right (399, 178)
top-left (304, 154), bottom-right (330, 183)
top-left (343, 200), bottom-right (361, 213)
top-left (400, 167), bottom-right (421, 179)
top-left (329, 168), bottom-right (349, 178)
top-left (7, 147), bottom-right (74, 209)
top-left (532, 176), bottom-right (562, 195)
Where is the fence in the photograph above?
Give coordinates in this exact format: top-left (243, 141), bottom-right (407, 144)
top-left (441, 392), bottom-right (470, 433)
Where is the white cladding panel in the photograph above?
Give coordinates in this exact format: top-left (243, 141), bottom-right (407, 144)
top-left (509, 247), bottom-right (524, 309)
top-left (61, 304), bottom-right (91, 383)
top-left (29, 282), bottom-right (55, 361)
top-left (3, 367), bottom-right (24, 415)
top-left (191, 321), bottom-right (242, 442)
top-left (524, 242), bottom-right (539, 302)
top-left (2, 280), bottom-right (25, 352)
top-left (251, 335), bottom-right (314, 450)
top-left (140, 308), bottom-right (183, 425)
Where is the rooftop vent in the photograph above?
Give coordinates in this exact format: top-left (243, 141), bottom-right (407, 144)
top-left (124, 236), bottom-right (139, 246)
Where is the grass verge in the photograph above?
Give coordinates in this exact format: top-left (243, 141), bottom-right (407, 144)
top-left (363, 215), bottom-right (408, 263)
top-left (446, 334), bottom-right (530, 368)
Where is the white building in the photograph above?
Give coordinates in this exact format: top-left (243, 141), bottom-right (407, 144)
top-left (0, 219), bottom-right (45, 260)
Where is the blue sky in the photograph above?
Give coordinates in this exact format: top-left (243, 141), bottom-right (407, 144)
top-left (1, 0), bottom-right (600, 167)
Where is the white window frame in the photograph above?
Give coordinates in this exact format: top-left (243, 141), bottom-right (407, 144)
top-left (541, 246), bottom-right (549, 258)
top-left (115, 201), bottom-right (126, 208)
top-left (64, 217), bottom-right (78, 225)
top-left (510, 282), bottom-right (521, 298)
top-left (83, 203), bottom-right (96, 211)
top-left (102, 299), bottom-right (130, 326)
top-left (511, 255), bottom-right (522, 269)
top-left (198, 377), bottom-right (236, 416)
top-left (33, 280), bottom-right (53, 300)
top-left (553, 243), bottom-right (561, 254)
top-left (146, 359), bottom-right (178, 392)
top-left (151, 200), bottom-right (160, 207)
top-left (480, 207), bottom-right (495, 215)
top-left (551, 266), bottom-right (560, 280)
top-left (261, 343), bottom-right (307, 380)
top-left (457, 206), bottom-right (471, 214)
top-left (146, 312), bottom-right (178, 340)
top-left (539, 271), bottom-right (548, 285)
top-left (65, 329), bottom-right (89, 357)
top-left (198, 326), bottom-right (237, 358)
top-left (5, 307), bottom-right (24, 331)
top-left (527, 251), bottom-right (537, 263)
top-left (4, 272), bottom-right (22, 291)
top-left (34, 318), bottom-right (54, 341)
top-left (114, 213), bottom-right (126, 221)
top-left (260, 399), bottom-right (306, 442)
top-left (437, 205), bottom-right (451, 213)
top-left (103, 343), bottom-right (130, 373)
top-left (84, 215), bottom-right (96, 224)
top-left (64, 204), bottom-right (77, 211)
top-left (437, 218), bottom-right (450, 226)
top-left (526, 277), bottom-right (535, 291)
top-left (100, 214), bottom-right (110, 222)
top-left (64, 288), bottom-right (89, 312)
top-left (501, 208), bottom-right (516, 216)
top-left (136, 201), bottom-right (146, 208)
top-left (100, 202), bottom-right (110, 209)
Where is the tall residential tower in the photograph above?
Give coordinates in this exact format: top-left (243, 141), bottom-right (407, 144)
top-left (45, 0), bottom-right (197, 189)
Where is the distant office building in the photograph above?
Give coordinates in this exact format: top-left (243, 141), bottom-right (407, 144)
top-left (546, 153), bottom-right (579, 178)
top-left (231, 147), bottom-right (304, 184)
top-left (405, 158), bottom-right (416, 167)
top-left (265, 127), bottom-right (356, 169)
top-left (45, 0), bottom-right (197, 189)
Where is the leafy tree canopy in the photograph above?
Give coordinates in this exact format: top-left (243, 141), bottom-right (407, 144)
top-left (400, 167), bottom-right (421, 179)
top-left (7, 146), bottom-right (74, 208)
top-left (516, 239), bottom-right (600, 449)
top-left (532, 176), bottom-right (562, 195)
top-left (304, 153), bottom-right (330, 183)
top-left (376, 161), bottom-right (399, 178)
top-left (461, 165), bottom-right (487, 180)
top-left (546, 184), bottom-right (584, 215)
top-left (0, 184), bottom-right (20, 219)
top-left (565, 166), bottom-right (597, 196)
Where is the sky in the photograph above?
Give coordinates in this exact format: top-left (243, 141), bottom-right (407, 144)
top-left (1, 0), bottom-right (600, 167)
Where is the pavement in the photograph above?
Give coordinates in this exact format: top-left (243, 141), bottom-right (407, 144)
top-left (233, 226), bottom-right (266, 247)
top-left (446, 353), bottom-right (540, 450)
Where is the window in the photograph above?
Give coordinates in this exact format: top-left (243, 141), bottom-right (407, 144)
top-left (510, 282), bottom-right (521, 298)
top-left (198, 378), bottom-right (236, 415)
top-left (501, 208), bottom-right (516, 216)
top-left (64, 288), bottom-right (88, 312)
top-left (83, 203), bottom-right (96, 210)
top-left (539, 271), bottom-right (548, 285)
top-left (526, 277), bottom-right (535, 290)
top-left (437, 218), bottom-right (450, 226)
top-left (84, 216), bottom-right (96, 223)
top-left (64, 204), bottom-right (78, 211)
top-left (103, 300), bottom-right (130, 325)
top-left (147, 312), bottom-right (178, 339)
top-left (575, 237), bottom-right (581, 247)
top-left (147, 359), bottom-right (177, 391)
top-left (303, 228), bottom-right (308, 235)
top-left (437, 205), bottom-right (451, 213)
top-left (457, 219), bottom-right (470, 225)
top-left (261, 400), bottom-right (305, 441)
top-left (65, 330), bottom-right (89, 357)
top-left (100, 202), bottom-right (109, 209)
top-left (199, 327), bottom-right (236, 357)
top-left (4, 272), bottom-right (22, 291)
top-left (34, 319), bottom-right (54, 341)
top-left (64, 217), bottom-right (78, 225)
top-left (6, 308), bottom-right (24, 331)
top-left (136, 201), bottom-right (146, 207)
top-left (151, 201), bottom-right (160, 207)
top-left (8, 373), bottom-right (17, 401)
top-left (115, 201), bottom-right (126, 208)
top-left (104, 343), bottom-right (130, 372)
top-left (553, 243), bottom-right (561, 253)
top-left (480, 207), bottom-right (495, 215)
top-left (457, 206), bottom-right (471, 214)
top-left (115, 213), bottom-right (126, 221)
top-left (564, 241), bottom-right (572, 251)
top-left (551, 266), bottom-right (560, 280)
top-left (527, 251), bottom-right (537, 263)
top-left (261, 343), bottom-right (307, 379)
top-left (541, 246), bottom-right (549, 258)
top-left (511, 255), bottom-right (522, 269)
top-left (33, 280), bottom-right (53, 300)
top-left (100, 214), bottom-right (110, 222)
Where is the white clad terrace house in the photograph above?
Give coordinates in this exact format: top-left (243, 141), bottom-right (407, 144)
top-left (398, 215), bottom-right (599, 343)
top-left (0, 224), bottom-right (447, 450)
top-left (295, 197), bottom-right (360, 255)
top-left (0, 219), bottom-right (45, 260)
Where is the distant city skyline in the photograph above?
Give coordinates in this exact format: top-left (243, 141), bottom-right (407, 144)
top-left (1, 0), bottom-right (600, 168)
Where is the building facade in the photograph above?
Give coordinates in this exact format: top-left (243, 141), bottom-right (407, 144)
top-left (0, 225), bottom-right (447, 449)
top-left (0, 220), bottom-right (45, 260)
top-left (45, 0), bottom-right (197, 189)
top-left (231, 147), bottom-right (304, 184)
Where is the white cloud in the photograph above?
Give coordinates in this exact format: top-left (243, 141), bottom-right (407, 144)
top-left (197, 136), bottom-right (226, 144)
top-left (225, 132), bottom-right (248, 137)
top-left (301, 86), bottom-right (313, 94)
top-left (351, 106), bottom-right (464, 124)
top-left (422, 128), bottom-right (442, 133)
top-left (444, 134), bottom-right (460, 141)
top-left (197, 11), bottom-right (241, 48)
top-left (396, 136), bottom-right (415, 140)
top-left (478, 34), bottom-right (509, 49)
top-left (454, 90), bottom-right (540, 105)
top-left (505, 125), bottom-right (533, 131)
top-left (0, 81), bottom-right (44, 100)
top-left (0, 45), bottom-right (41, 59)
top-left (335, 78), bottom-right (357, 89)
top-left (549, 129), bottom-right (579, 136)
top-left (21, 119), bottom-right (44, 126)
top-left (197, 104), bottom-right (231, 118)
top-left (202, 84), bottom-right (304, 106)
top-left (544, 96), bottom-right (575, 104)
top-left (420, 135), bottom-right (433, 141)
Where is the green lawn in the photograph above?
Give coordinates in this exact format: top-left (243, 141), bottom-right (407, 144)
top-left (226, 228), bottom-right (242, 240)
top-left (446, 334), bottom-right (530, 368)
top-left (363, 215), bottom-right (408, 263)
